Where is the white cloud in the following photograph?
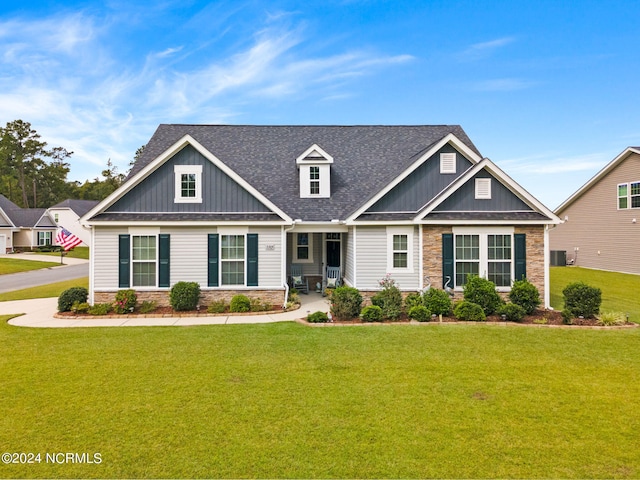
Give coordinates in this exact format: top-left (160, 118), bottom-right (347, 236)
top-left (500, 153), bottom-right (608, 175)
top-left (459, 37), bottom-right (515, 60)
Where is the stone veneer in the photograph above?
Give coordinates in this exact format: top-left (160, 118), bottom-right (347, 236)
top-left (94, 289), bottom-right (286, 308)
top-left (421, 225), bottom-right (547, 301)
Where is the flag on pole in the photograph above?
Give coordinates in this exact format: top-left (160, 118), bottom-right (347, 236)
top-left (56, 227), bottom-right (82, 251)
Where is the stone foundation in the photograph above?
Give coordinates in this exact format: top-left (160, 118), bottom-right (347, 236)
top-left (94, 289), bottom-right (286, 308)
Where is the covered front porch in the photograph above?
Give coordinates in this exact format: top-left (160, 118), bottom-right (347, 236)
top-left (286, 225), bottom-right (348, 292)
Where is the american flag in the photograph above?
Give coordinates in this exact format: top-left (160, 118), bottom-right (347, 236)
top-left (56, 227), bottom-right (82, 251)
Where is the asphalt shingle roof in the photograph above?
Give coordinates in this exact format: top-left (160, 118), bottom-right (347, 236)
top-left (0, 194), bottom-right (54, 228)
top-left (51, 199), bottom-right (100, 217)
top-left (130, 125), bottom-right (481, 221)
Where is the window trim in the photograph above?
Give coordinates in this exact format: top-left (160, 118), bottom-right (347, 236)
top-left (618, 181), bottom-right (640, 210)
top-left (309, 166), bottom-right (320, 195)
top-left (386, 227), bottom-right (414, 273)
top-left (220, 234), bottom-right (246, 286)
top-left (174, 165), bottom-right (203, 204)
top-left (452, 227), bottom-right (514, 291)
top-left (440, 152), bottom-right (456, 174)
top-left (37, 231), bottom-right (52, 246)
top-left (293, 232), bottom-right (314, 263)
top-left (131, 234), bottom-right (158, 288)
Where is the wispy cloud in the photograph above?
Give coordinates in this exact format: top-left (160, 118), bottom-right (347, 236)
top-left (458, 37), bottom-right (515, 61)
top-left (500, 153), bottom-right (608, 175)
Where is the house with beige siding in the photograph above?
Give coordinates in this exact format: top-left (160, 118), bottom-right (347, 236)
top-left (83, 125), bottom-right (560, 308)
top-left (550, 146), bottom-right (640, 274)
top-left (0, 194), bottom-right (57, 253)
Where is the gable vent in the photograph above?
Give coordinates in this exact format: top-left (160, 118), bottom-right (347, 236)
top-left (475, 178), bottom-right (492, 199)
top-left (440, 153), bottom-right (456, 174)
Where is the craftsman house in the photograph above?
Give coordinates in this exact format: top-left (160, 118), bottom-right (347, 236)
top-left (550, 146), bottom-right (640, 274)
top-left (83, 125), bottom-right (560, 307)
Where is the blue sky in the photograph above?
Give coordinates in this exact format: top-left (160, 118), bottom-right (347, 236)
top-left (1, 0), bottom-right (638, 209)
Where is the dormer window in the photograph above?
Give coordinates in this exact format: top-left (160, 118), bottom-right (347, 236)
top-left (296, 144), bottom-right (333, 198)
top-left (174, 165), bottom-right (202, 203)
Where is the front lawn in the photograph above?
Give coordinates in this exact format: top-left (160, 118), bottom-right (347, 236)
top-left (0, 258), bottom-right (61, 275)
top-left (38, 246), bottom-right (90, 260)
top-left (550, 266), bottom-right (640, 322)
top-left (0, 277), bottom-right (88, 302)
top-left (1, 321), bottom-right (638, 479)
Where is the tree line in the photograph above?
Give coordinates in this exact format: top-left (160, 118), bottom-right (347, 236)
top-left (0, 119), bottom-right (143, 208)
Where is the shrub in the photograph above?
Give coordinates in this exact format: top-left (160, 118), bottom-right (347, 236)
top-left (113, 289), bottom-right (137, 314)
top-left (463, 276), bottom-right (503, 315)
top-left (170, 281), bottom-right (201, 311)
top-left (88, 303), bottom-right (112, 315)
top-left (508, 278), bottom-right (540, 314)
top-left (563, 281), bottom-right (602, 318)
top-left (250, 298), bottom-right (272, 312)
top-left (207, 300), bottom-right (228, 314)
top-left (497, 303), bottom-right (526, 322)
top-left (371, 275), bottom-right (403, 320)
top-left (404, 293), bottom-right (423, 310)
top-left (360, 305), bottom-right (383, 322)
top-left (423, 288), bottom-right (452, 316)
top-left (230, 294), bottom-right (251, 313)
top-left (597, 311), bottom-right (627, 326)
top-left (138, 300), bottom-right (157, 314)
top-left (58, 287), bottom-right (89, 312)
top-left (288, 290), bottom-right (300, 305)
top-left (307, 311), bottom-right (329, 323)
top-left (71, 301), bottom-right (90, 314)
top-left (330, 286), bottom-right (363, 320)
top-left (408, 305), bottom-right (432, 322)
top-left (454, 301), bottom-right (486, 322)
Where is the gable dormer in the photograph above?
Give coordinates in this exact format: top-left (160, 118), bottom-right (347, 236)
top-left (296, 144), bottom-right (333, 198)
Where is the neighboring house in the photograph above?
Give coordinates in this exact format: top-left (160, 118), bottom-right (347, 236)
top-left (0, 194), bottom-right (58, 253)
top-left (550, 146), bottom-right (640, 274)
top-left (83, 125), bottom-right (560, 307)
top-left (48, 199), bottom-right (99, 246)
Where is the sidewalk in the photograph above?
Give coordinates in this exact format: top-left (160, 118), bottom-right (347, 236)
top-left (3, 293), bottom-right (331, 328)
top-left (5, 252), bottom-right (89, 266)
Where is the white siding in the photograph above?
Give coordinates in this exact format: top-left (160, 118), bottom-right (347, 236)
top-left (344, 227), bottom-right (355, 285)
top-left (93, 227), bottom-right (123, 289)
top-left (355, 225), bottom-right (420, 290)
top-left (49, 208), bottom-right (92, 246)
top-left (166, 227), bottom-right (209, 285)
top-left (251, 226), bottom-right (283, 287)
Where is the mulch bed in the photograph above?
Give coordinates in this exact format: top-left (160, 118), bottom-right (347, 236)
top-left (301, 309), bottom-right (638, 328)
top-left (56, 305), bottom-right (292, 319)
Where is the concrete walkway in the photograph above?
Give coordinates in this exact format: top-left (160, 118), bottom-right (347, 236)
top-left (3, 292), bottom-right (331, 328)
top-left (4, 252), bottom-right (89, 266)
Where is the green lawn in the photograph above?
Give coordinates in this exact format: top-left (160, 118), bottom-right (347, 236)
top-left (0, 277), bottom-right (88, 302)
top-left (1, 321), bottom-right (638, 479)
top-left (0, 258), bottom-right (61, 275)
top-left (550, 266), bottom-right (640, 322)
top-left (38, 246), bottom-right (90, 260)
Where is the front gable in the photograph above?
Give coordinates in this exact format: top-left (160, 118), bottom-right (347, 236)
top-left (85, 135), bottom-right (291, 224)
top-left (362, 144), bottom-right (474, 215)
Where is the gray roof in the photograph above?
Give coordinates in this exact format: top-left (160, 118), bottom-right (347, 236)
top-left (51, 199), bottom-right (100, 217)
top-left (0, 194), bottom-right (54, 228)
top-left (131, 125), bottom-right (481, 221)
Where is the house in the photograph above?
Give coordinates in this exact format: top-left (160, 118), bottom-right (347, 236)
top-left (550, 146), bottom-right (640, 274)
top-left (83, 125), bottom-right (561, 308)
top-left (48, 199), bottom-right (99, 246)
top-left (0, 194), bottom-right (58, 253)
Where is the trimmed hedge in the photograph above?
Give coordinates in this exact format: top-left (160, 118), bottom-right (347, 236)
top-left (170, 282), bottom-right (201, 311)
top-left (58, 287), bottom-right (88, 312)
top-left (454, 301), bottom-right (486, 322)
top-left (463, 276), bottom-right (503, 315)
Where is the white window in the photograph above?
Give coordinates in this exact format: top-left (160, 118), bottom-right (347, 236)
top-left (174, 165), bottom-right (203, 203)
top-left (132, 235), bottom-right (157, 287)
top-left (310, 166), bottom-right (320, 195)
top-left (475, 178), bottom-right (492, 199)
top-left (387, 227), bottom-right (414, 273)
top-left (453, 227), bottom-right (514, 290)
top-left (221, 235), bottom-right (245, 286)
top-left (440, 152), bottom-right (456, 174)
top-left (54, 213), bottom-right (59, 223)
top-left (293, 233), bottom-right (313, 263)
top-left (618, 182), bottom-right (640, 209)
top-left (37, 231), bottom-right (52, 246)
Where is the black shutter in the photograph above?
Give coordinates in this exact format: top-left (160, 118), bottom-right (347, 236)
top-left (247, 234), bottom-right (258, 287)
top-left (118, 234), bottom-right (130, 288)
top-left (159, 234), bottom-right (170, 288)
top-left (442, 233), bottom-right (454, 289)
top-left (208, 234), bottom-right (219, 287)
top-left (514, 233), bottom-right (526, 281)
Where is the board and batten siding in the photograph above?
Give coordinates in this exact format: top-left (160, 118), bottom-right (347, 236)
top-left (93, 226), bottom-right (284, 290)
top-left (354, 226), bottom-right (420, 290)
top-left (550, 152), bottom-right (640, 274)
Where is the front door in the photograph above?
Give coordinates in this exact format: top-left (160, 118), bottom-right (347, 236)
top-left (326, 233), bottom-right (341, 268)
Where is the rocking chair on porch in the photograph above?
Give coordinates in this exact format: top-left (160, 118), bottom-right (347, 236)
top-left (289, 264), bottom-right (309, 294)
top-left (325, 266), bottom-right (342, 289)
